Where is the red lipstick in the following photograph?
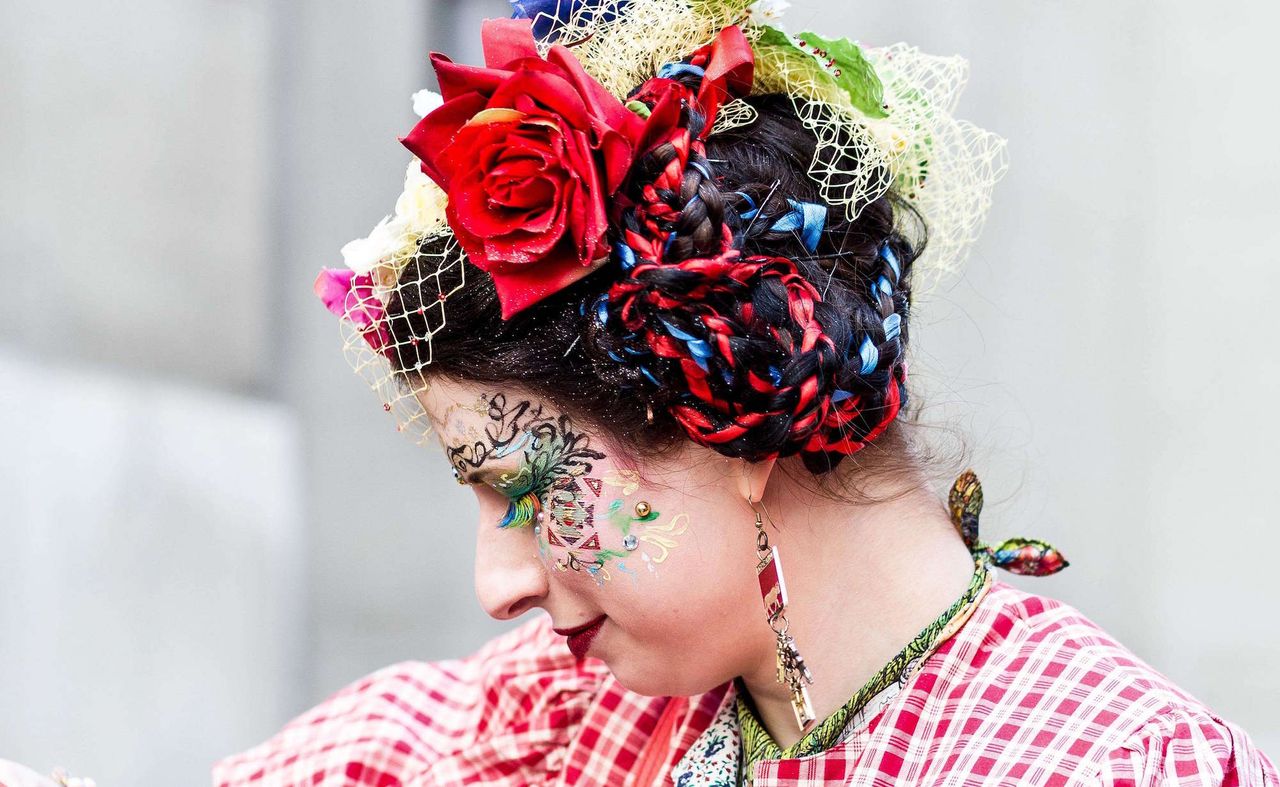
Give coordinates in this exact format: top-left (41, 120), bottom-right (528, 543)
top-left (554, 614), bottom-right (606, 659)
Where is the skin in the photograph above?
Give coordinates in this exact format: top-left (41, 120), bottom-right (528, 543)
top-left (420, 375), bottom-right (977, 750)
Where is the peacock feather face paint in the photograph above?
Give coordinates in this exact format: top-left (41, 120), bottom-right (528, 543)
top-left (439, 391), bottom-right (689, 586)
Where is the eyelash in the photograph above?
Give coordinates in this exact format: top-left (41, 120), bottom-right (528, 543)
top-left (455, 464), bottom-right (541, 530)
top-left (499, 490), bottom-right (542, 529)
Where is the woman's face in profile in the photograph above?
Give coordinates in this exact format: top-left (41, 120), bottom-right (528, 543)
top-left (419, 375), bottom-right (771, 696)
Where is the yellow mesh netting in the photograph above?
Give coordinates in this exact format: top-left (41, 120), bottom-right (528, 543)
top-left (863, 42), bottom-right (1009, 288)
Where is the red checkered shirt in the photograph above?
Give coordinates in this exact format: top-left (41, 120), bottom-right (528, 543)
top-left (213, 582), bottom-right (1277, 786)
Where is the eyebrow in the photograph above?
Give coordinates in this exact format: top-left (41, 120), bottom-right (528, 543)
top-left (461, 468), bottom-right (500, 485)
top-left (455, 463), bottom-right (525, 488)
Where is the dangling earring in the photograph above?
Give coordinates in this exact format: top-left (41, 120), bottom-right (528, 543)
top-left (751, 501), bottom-right (816, 731)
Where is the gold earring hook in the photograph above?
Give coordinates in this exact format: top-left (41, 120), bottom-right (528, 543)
top-left (749, 498), bottom-right (778, 531)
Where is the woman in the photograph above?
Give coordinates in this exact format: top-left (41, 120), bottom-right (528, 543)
top-left (217, 1), bottom-right (1277, 784)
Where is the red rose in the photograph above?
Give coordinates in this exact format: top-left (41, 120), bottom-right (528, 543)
top-left (401, 18), bottom-right (644, 318)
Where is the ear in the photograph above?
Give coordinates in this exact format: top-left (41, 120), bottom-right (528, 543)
top-left (736, 457), bottom-right (778, 504)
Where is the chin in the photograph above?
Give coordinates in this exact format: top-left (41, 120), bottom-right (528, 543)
top-left (602, 651), bottom-right (729, 698)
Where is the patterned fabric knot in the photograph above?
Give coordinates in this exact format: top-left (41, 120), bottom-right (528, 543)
top-left (947, 468), bottom-right (1069, 577)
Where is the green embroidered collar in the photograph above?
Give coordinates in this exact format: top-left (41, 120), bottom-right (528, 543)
top-left (735, 558), bottom-right (991, 778)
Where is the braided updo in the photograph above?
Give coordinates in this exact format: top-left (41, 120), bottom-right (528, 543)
top-left (384, 66), bottom-right (927, 480)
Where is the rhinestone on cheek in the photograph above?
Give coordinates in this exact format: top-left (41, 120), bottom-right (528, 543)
top-left (623, 534), bottom-right (638, 551)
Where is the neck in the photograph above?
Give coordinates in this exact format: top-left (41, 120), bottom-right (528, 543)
top-left (736, 465), bottom-right (976, 750)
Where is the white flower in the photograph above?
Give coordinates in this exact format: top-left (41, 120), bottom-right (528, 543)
top-left (342, 159), bottom-right (450, 276)
top-left (747, 0), bottom-right (791, 23)
top-left (411, 89), bottom-right (443, 118)
top-left (394, 160), bottom-right (449, 235)
top-left (341, 214), bottom-right (402, 275)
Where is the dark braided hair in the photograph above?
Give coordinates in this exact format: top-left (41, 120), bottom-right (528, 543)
top-left (384, 49), bottom-right (929, 482)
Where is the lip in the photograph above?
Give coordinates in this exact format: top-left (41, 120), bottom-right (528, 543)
top-left (555, 614), bottom-right (606, 658)
top-left (553, 614), bottom-right (607, 637)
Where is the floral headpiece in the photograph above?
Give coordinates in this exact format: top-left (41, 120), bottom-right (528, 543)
top-left (315, 0), bottom-right (1007, 463)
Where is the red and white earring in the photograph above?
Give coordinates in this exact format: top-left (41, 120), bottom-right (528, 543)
top-left (752, 501), bottom-right (816, 731)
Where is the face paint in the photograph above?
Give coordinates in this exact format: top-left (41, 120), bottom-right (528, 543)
top-left (596, 471), bottom-right (690, 581)
top-left (423, 379), bottom-right (770, 699)
top-left (441, 392), bottom-right (692, 586)
top-left (444, 394), bottom-right (615, 576)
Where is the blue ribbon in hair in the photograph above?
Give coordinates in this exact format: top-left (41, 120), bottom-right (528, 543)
top-left (659, 317), bottom-right (715, 371)
top-left (658, 62), bottom-right (706, 80)
top-left (591, 293), bottom-right (610, 327)
top-left (614, 242), bottom-right (638, 271)
top-left (739, 197), bottom-right (828, 252)
top-left (858, 337), bottom-right (879, 375)
top-left (880, 243), bottom-right (901, 279)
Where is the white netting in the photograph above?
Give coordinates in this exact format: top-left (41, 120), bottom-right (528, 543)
top-left (534, 0), bottom-right (749, 97)
top-left (864, 43), bottom-right (1009, 288)
top-left (336, 206), bottom-right (465, 447)
top-left (329, 0), bottom-right (1007, 443)
top-left (750, 31), bottom-right (1008, 289)
top-left (711, 97), bottom-right (759, 135)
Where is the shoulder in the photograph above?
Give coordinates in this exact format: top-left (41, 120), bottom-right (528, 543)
top-left (1093, 704), bottom-right (1279, 786)
top-left (937, 582), bottom-right (1204, 710)
top-left (213, 614), bottom-right (611, 787)
top-left (889, 582), bottom-right (1278, 784)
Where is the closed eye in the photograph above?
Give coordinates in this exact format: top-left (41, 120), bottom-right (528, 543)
top-left (499, 490), bottom-right (542, 529)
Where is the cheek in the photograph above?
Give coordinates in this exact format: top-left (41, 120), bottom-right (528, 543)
top-left (602, 499), bottom-right (763, 695)
top-left (535, 468), bottom-right (760, 691)
top-left (537, 467), bottom-right (715, 588)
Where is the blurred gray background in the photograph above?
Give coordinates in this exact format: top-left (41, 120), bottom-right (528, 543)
top-left (2, 0), bottom-right (1277, 783)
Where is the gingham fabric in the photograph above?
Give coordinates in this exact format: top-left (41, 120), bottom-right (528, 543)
top-left (213, 583), bottom-right (1277, 786)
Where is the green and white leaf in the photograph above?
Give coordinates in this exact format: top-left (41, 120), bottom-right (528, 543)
top-left (753, 24), bottom-right (888, 119)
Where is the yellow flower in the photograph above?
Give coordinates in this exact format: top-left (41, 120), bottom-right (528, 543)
top-left (865, 117), bottom-right (910, 156)
top-left (371, 260), bottom-right (401, 291)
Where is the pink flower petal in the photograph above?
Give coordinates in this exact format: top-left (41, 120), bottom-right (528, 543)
top-left (314, 267), bottom-right (356, 317)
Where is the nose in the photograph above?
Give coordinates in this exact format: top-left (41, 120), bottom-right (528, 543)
top-left (474, 502), bottom-right (549, 621)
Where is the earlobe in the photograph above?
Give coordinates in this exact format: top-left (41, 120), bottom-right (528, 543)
top-left (737, 457), bottom-right (778, 504)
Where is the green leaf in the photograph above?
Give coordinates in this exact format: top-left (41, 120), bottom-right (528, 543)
top-left (754, 24), bottom-right (888, 119)
top-left (624, 99), bottom-right (652, 119)
top-left (754, 24), bottom-right (793, 50)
